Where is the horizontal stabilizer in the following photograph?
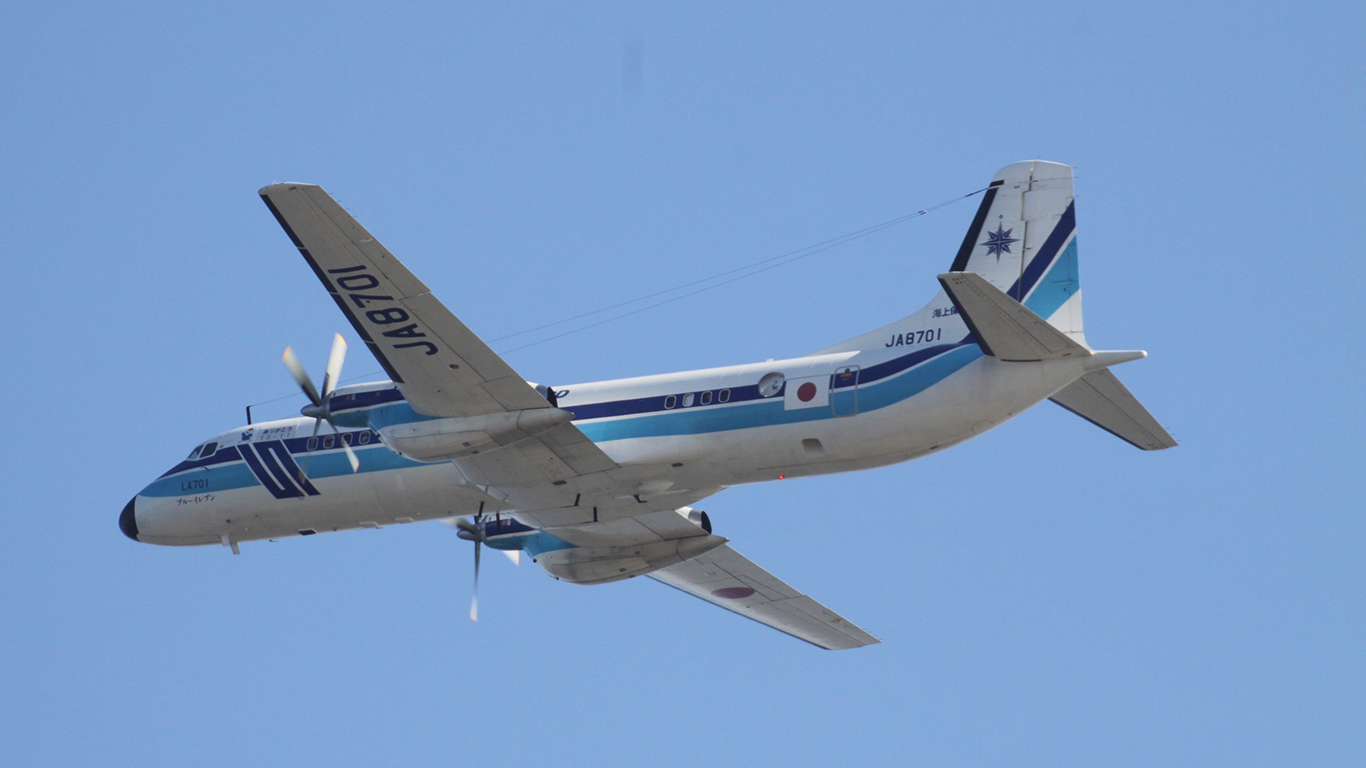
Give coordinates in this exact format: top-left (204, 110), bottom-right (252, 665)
top-left (650, 545), bottom-right (879, 650)
top-left (1050, 370), bottom-right (1178, 450)
top-left (938, 272), bottom-right (1089, 361)
top-left (939, 270), bottom-right (1087, 360)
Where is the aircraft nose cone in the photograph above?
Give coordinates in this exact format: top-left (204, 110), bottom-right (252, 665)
top-left (119, 497), bottom-right (139, 541)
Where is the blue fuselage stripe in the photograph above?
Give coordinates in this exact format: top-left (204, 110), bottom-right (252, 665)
top-left (575, 342), bottom-right (982, 442)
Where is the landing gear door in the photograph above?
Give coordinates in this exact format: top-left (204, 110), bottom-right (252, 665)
top-left (831, 366), bottom-right (860, 416)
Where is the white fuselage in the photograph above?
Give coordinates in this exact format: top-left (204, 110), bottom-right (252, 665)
top-left (127, 336), bottom-right (1093, 548)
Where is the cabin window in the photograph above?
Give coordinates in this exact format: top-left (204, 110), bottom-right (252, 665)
top-left (307, 437), bottom-right (319, 451)
top-left (323, 435), bottom-right (335, 449)
top-left (682, 393), bottom-right (695, 407)
top-left (342, 433), bottom-right (353, 446)
top-left (664, 395), bottom-right (676, 409)
top-left (719, 389), bottom-right (731, 403)
top-left (359, 432), bottom-right (371, 445)
top-left (700, 391), bottom-right (712, 405)
top-left (199, 442), bottom-right (218, 458)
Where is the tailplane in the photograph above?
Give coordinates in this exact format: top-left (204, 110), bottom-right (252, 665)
top-left (938, 270), bottom-right (1176, 450)
top-left (1050, 371), bottom-right (1178, 451)
top-left (937, 271), bottom-right (1088, 361)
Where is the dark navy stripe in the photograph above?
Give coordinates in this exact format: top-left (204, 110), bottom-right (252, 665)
top-left (236, 340), bottom-right (980, 432)
top-left (854, 336), bottom-right (974, 388)
top-left (273, 431), bottom-right (374, 457)
top-left (950, 180), bottom-right (1003, 272)
top-left (259, 441), bottom-right (321, 496)
top-left (253, 441), bottom-right (306, 498)
top-left (1007, 201), bottom-right (1075, 302)
top-left (280, 430), bottom-right (378, 454)
top-left (325, 342), bottom-right (979, 425)
top-left (159, 432), bottom-right (381, 480)
top-left (561, 338), bottom-right (974, 423)
top-left (238, 443), bottom-right (302, 499)
top-left (158, 446), bottom-right (243, 478)
top-left (564, 383), bottom-right (773, 421)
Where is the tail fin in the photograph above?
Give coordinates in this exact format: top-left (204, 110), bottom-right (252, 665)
top-left (952, 160), bottom-right (1083, 345)
top-left (814, 161), bottom-right (1175, 451)
top-left (815, 160), bottom-right (1084, 355)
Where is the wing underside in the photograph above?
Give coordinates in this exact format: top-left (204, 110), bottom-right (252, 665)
top-left (259, 182), bottom-right (552, 419)
top-left (262, 183), bottom-right (877, 649)
top-left (650, 545), bottom-right (880, 650)
top-left (260, 182), bottom-right (631, 518)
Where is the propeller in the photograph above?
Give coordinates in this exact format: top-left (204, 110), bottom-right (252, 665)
top-left (452, 515), bottom-right (522, 621)
top-left (283, 333), bottom-right (359, 473)
top-left (455, 516), bottom-right (486, 621)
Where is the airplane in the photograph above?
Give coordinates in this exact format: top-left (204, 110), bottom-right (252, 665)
top-left (120, 160), bottom-right (1176, 650)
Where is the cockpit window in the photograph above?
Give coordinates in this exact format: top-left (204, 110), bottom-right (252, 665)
top-left (187, 444), bottom-right (204, 460)
top-left (199, 442), bottom-right (218, 458)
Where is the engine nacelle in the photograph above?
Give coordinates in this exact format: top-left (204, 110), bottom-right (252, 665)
top-left (533, 533), bottom-right (728, 585)
top-left (378, 407), bottom-right (575, 462)
top-left (676, 506), bottom-right (712, 533)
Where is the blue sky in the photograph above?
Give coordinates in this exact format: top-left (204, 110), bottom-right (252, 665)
top-left (2, 2), bottom-right (1363, 766)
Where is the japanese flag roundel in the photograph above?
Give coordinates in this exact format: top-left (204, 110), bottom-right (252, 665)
top-left (784, 375), bottom-right (830, 410)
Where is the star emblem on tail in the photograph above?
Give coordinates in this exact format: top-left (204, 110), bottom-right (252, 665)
top-left (981, 223), bottom-right (1019, 260)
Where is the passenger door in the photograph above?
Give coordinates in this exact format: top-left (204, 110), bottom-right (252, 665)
top-left (831, 366), bottom-right (859, 416)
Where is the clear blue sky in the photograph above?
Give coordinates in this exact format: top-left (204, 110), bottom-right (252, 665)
top-left (3, 2), bottom-right (1363, 766)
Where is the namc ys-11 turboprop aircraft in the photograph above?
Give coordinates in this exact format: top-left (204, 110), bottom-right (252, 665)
top-left (121, 161), bottom-right (1175, 649)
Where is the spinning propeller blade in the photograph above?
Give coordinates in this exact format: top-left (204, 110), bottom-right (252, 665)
top-left (470, 535), bottom-right (481, 622)
top-left (327, 415), bottom-right (360, 473)
top-left (283, 336), bottom-right (359, 474)
top-left (450, 515), bottom-right (520, 619)
top-left (322, 333), bottom-right (346, 399)
top-left (283, 347), bottom-right (322, 407)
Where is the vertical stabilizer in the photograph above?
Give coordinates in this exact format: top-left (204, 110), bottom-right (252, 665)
top-left (815, 161), bottom-right (1086, 356)
top-left (951, 161), bottom-right (1083, 344)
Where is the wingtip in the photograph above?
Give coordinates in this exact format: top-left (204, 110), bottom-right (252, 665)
top-left (258, 182), bottom-right (321, 196)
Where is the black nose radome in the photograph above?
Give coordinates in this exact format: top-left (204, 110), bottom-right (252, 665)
top-left (119, 498), bottom-right (139, 541)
